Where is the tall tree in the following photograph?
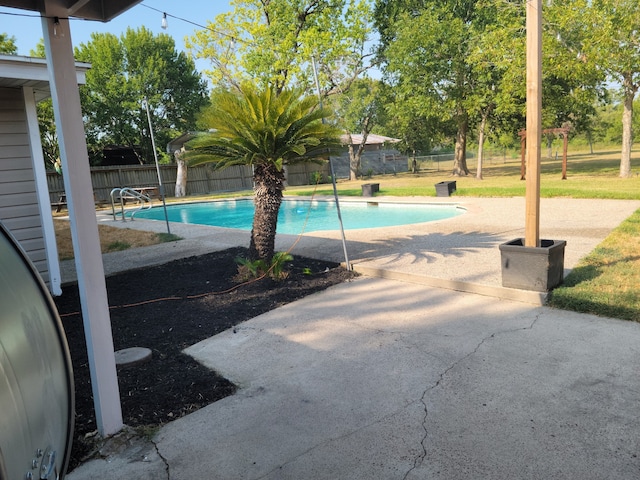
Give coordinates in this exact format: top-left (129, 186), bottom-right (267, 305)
top-left (464, 1), bottom-right (527, 179)
top-left (376, 0), bottom-right (501, 176)
top-left (376, 0), bottom-right (604, 178)
top-left (75, 27), bottom-right (208, 165)
top-left (566, 0), bottom-right (640, 177)
top-left (540, 0), bottom-right (604, 156)
top-left (185, 84), bottom-right (341, 262)
top-left (334, 78), bottom-right (386, 180)
top-left (186, 0), bottom-right (374, 95)
top-left (0, 33), bottom-right (17, 54)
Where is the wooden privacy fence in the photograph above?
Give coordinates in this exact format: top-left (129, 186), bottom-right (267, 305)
top-left (46, 162), bottom-right (330, 203)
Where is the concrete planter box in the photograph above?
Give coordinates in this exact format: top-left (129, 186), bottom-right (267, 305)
top-left (361, 183), bottom-right (380, 197)
top-left (499, 238), bottom-right (566, 292)
top-left (435, 181), bottom-right (456, 197)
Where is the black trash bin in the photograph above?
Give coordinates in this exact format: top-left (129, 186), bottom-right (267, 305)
top-left (435, 181), bottom-right (456, 197)
top-left (362, 183), bottom-right (380, 197)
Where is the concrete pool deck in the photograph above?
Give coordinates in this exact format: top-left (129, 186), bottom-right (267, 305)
top-left (62, 196), bottom-right (640, 304)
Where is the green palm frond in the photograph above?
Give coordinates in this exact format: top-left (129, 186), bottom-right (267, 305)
top-left (184, 83), bottom-right (342, 171)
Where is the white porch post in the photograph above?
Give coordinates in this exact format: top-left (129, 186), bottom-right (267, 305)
top-left (41, 9), bottom-right (123, 435)
top-left (23, 86), bottom-right (62, 296)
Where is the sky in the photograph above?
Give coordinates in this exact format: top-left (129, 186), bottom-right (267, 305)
top-left (0, 1), bottom-right (232, 75)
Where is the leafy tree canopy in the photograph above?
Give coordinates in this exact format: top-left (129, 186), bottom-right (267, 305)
top-left (560, 0), bottom-right (640, 176)
top-left (333, 78), bottom-right (385, 135)
top-left (186, 0), bottom-right (374, 95)
top-left (0, 33), bottom-right (17, 54)
top-left (375, 0), bottom-right (605, 172)
top-left (74, 27), bottom-right (208, 164)
top-left (376, 0), bottom-right (501, 174)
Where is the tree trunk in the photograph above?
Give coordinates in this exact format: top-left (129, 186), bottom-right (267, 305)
top-left (348, 142), bottom-right (359, 180)
top-left (250, 163), bottom-right (285, 262)
top-left (174, 150), bottom-right (187, 197)
top-left (452, 113), bottom-right (469, 176)
top-left (620, 73), bottom-right (637, 178)
top-left (476, 113), bottom-right (487, 180)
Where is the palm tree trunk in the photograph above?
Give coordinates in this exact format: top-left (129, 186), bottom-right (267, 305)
top-left (250, 163), bottom-right (285, 262)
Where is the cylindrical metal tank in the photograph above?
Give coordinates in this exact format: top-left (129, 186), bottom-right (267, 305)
top-left (0, 222), bottom-right (74, 480)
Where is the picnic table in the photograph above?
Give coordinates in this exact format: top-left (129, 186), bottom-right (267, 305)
top-left (51, 192), bottom-right (104, 212)
top-left (120, 186), bottom-right (159, 204)
top-left (51, 194), bottom-right (67, 213)
top-left (132, 186), bottom-right (159, 198)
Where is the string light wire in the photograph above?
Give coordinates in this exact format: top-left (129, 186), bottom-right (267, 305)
top-left (0, 3), bottom-right (249, 44)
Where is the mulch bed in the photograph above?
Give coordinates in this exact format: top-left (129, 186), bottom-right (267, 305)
top-left (54, 247), bottom-right (357, 471)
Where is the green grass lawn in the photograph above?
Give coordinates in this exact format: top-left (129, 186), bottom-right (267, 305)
top-left (286, 148), bottom-right (640, 200)
top-left (549, 209), bottom-right (640, 321)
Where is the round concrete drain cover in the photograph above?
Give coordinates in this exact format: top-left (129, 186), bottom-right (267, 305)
top-left (115, 347), bottom-right (152, 366)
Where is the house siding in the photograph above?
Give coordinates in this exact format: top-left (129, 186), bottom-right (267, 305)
top-left (0, 87), bottom-right (49, 285)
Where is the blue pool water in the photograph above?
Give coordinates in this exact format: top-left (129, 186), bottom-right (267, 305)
top-left (135, 199), bottom-right (464, 234)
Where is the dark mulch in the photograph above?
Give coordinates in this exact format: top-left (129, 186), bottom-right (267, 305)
top-left (54, 247), bottom-right (357, 471)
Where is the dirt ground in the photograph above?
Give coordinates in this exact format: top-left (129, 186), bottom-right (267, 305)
top-left (54, 247), bottom-right (357, 471)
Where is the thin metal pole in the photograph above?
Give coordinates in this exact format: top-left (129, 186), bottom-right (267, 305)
top-left (311, 56), bottom-right (350, 270)
top-left (144, 98), bottom-right (171, 235)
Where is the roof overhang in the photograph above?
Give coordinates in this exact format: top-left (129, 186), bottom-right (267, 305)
top-left (167, 132), bottom-right (198, 154)
top-left (0, 54), bottom-right (89, 101)
top-left (0, 0), bottom-right (141, 22)
top-left (341, 133), bottom-right (401, 146)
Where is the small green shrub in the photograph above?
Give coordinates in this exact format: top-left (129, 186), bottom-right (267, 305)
top-left (156, 233), bottom-right (182, 243)
top-left (235, 252), bottom-right (294, 281)
top-left (235, 256), bottom-right (268, 280)
top-left (105, 240), bottom-right (131, 252)
top-left (310, 171), bottom-right (329, 185)
top-left (270, 251), bottom-right (293, 279)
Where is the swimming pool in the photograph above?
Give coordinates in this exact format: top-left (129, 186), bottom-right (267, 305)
top-left (135, 199), bottom-right (464, 234)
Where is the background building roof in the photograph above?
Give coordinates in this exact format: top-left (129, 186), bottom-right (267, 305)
top-left (342, 133), bottom-right (400, 145)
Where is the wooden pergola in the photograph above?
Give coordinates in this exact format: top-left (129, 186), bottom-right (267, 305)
top-left (519, 127), bottom-right (570, 181)
top-left (0, 0), bottom-right (142, 437)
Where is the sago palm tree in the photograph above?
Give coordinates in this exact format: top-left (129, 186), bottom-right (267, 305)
top-left (185, 84), bottom-right (342, 262)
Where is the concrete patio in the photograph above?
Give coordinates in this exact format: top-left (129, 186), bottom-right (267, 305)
top-left (63, 196), bottom-right (640, 480)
